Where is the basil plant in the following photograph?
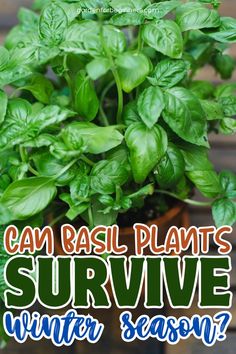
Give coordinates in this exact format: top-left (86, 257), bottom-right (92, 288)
top-left (0, 0), bottom-right (236, 232)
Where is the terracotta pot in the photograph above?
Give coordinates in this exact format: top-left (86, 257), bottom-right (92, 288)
top-left (51, 203), bottom-right (189, 354)
top-left (53, 202), bottom-right (189, 257)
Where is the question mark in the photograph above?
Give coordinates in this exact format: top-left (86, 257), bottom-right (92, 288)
top-left (214, 312), bottom-right (232, 341)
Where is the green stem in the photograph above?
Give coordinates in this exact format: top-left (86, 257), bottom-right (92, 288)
top-left (99, 80), bottom-right (115, 126)
top-left (63, 55), bottom-right (73, 100)
top-left (49, 212), bottom-right (66, 227)
top-left (135, 28), bottom-right (144, 99)
top-left (112, 68), bottom-right (124, 125)
top-left (19, 146), bottom-right (27, 163)
top-left (116, 186), bottom-right (122, 203)
top-left (28, 164), bottom-right (39, 176)
top-left (80, 155), bottom-right (95, 167)
top-left (54, 159), bottom-right (77, 179)
top-left (88, 207), bottom-right (94, 229)
top-left (99, 25), bottom-right (123, 125)
top-left (156, 190), bottom-right (212, 207)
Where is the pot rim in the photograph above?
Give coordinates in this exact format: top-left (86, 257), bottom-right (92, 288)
top-left (120, 202), bottom-right (186, 237)
top-left (53, 202), bottom-right (186, 255)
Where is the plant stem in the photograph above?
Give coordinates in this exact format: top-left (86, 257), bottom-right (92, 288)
top-left (156, 190), bottom-right (212, 207)
top-left (55, 159), bottom-right (77, 179)
top-left (80, 155), bottom-right (95, 166)
top-left (63, 55), bottom-right (73, 101)
top-left (112, 68), bottom-right (124, 125)
top-left (49, 212), bottom-right (66, 227)
top-left (99, 25), bottom-right (123, 125)
top-left (28, 164), bottom-right (39, 176)
top-left (135, 28), bottom-right (144, 99)
top-left (19, 146), bottom-right (27, 163)
top-left (116, 186), bottom-right (122, 203)
top-left (99, 80), bottom-right (115, 126)
top-left (88, 207), bottom-right (94, 229)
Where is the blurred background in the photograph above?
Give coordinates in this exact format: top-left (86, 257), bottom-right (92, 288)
top-left (0, 0), bottom-right (235, 353)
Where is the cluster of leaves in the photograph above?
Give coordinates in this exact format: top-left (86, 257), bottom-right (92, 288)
top-left (0, 1), bottom-right (235, 233)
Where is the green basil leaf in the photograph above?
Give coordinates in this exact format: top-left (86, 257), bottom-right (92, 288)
top-left (64, 21), bottom-right (99, 43)
top-left (144, 1), bottom-right (180, 20)
top-left (9, 163), bottom-right (28, 182)
top-left (173, 175), bottom-right (192, 199)
top-left (106, 145), bottom-right (130, 165)
top-left (0, 175), bottom-right (11, 196)
top-left (0, 65), bottom-right (33, 89)
top-left (110, 13), bottom-right (145, 26)
top-left (83, 198), bottom-right (118, 226)
top-left (199, 0), bottom-right (220, 6)
top-left (103, 25), bottom-right (126, 56)
top-left (74, 70), bottom-right (99, 121)
top-left (61, 21), bottom-right (99, 54)
top-left (21, 73), bottom-right (54, 104)
top-left (60, 41), bottom-right (87, 55)
top-left (178, 143), bottom-right (213, 172)
top-left (148, 59), bottom-right (188, 88)
top-left (90, 160), bottom-right (130, 194)
top-left (123, 101), bottom-right (141, 126)
top-left (116, 52), bottom-right (151, 93)
top-left (163, 87), bottom-right (208, 147)
top-left (200, 100), bottom-right (224, 121)
top-left (33, 153), bottom-right (76, 186)
top-left (62, 122), bottom-right (124, 154)
top-left (60, 193), bottom-right (89, 221)
top-left (1, 177), bottom-right (57, 220)
top-left (18, 7), bottom-right (39, 29)
top-left (39, 3), bottom-right (68, 46)
top-left (176, 2), bottom-right (220, 31)
top-left (58, 2), bottom-right (82, 23)
top-left (4, 24), bottom-right (35, 50)
top-left (219, 170), bottom-right (236, 198)
top-left (186, 170), bottom-right (222, 198)
top-left (0, 91), bottom-right (7, 125)
top-left (84, 33), bottom-right (104, 57)
top-left (155, 143), bottom-right (185, 188)
top-left (125, 122), bottom-right (168, 183)
top-left (137, 86), bottom-right (165, 128)
top-left (31, 104), bottom-right (75, 130)
top-left (70, 175), bottom-right (90, 202)
top-left (0, 204), bottom-right (13, 225)
top-left (206, 17), bottom-right (236, 43)
top-left (219, 118), bottom-right (236, 135)
top-left (215, 83), bottom-right (236, 98)
top-left (110, 0), bottom-right (150, 12)
top-left (79, 0), bottom-right (110, 10)
top-left (50, 141), bottom-right (85, 161)
top-left (212, 198), bottom-right (236, 227)
top-left (86, 58), bottom-right (111, 80)
top-left (0, 100), bottom-right (74, 149)
top-left (213, 54), bottom-right (235, 80)
top-left (219, 96), bottom-right (236, 117)
top-left (189, 81), bottom-right (215, 99)
top-left (22, 134), bottom-right (56, 148)
top-left (99, 195), bottom-right (116, 207)
top-left (142, 20), bottom-right (183, 59)
top-left (0, 47), bottom-right (9, 71)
